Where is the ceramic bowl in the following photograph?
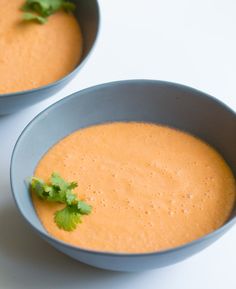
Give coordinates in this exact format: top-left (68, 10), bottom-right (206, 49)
top-left (10, 80), bottom-right (236, 271)
top-left (0, 0), bottom-right (99, 115)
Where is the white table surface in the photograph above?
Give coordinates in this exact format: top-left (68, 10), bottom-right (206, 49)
top-left (0, 0), bottom-right (235, 288)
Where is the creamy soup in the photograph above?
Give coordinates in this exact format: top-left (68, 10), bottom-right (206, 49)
top-left (33, 122), bottom-right (236, 253)
top-left (0, 0), bottom-right (82, 94)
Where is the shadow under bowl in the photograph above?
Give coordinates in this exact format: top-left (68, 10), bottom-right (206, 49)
top-left (10, 80), bottom-right (236, 271)
top-left (0, 0), bottom-right (100, 115)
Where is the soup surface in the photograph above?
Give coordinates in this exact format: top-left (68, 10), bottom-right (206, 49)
top-left (0, 0), bottom-right (82, 94)
top-left (33, 122), bottom-right (236, 253)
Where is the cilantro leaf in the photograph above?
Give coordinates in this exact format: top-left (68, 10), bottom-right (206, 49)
top-left (23, 12), bottom-right (47, 24)
top-left (30, 177), bottom-right (47, 199)
top-left (31, 173), bottom-right (78, 203)
top-left (46, 186), bottom-right (66, 203)
top-left (65, 191), bottom-right (77, 205)
top-left (51, 172), bottom-right (78, 191)
top-left (77, 200), bottom-right (92, 215)
top-left (54, 206), bottom-right (81, 231)
top-left (62, 1), bottom-right (76, 12)
top-left (22, 0), bottom-right (76, 24)
top-left (68, 182), bottom-right (78, 190)
top-left (30, 173), bottom-right (92, 231)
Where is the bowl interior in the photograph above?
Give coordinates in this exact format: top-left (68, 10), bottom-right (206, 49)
top-left (75, 0), bottom-right (99, 63)
top-left (11, 80), bottom-right (236, 238)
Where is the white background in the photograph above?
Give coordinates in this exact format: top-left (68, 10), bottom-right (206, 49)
top-left (0, 0), bottom-right (235, 288)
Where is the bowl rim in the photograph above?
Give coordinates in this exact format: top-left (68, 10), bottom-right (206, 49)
top-left (10, 79), bottom-right (236, 257)
top-left (0, 0), bottom-right (100, 99)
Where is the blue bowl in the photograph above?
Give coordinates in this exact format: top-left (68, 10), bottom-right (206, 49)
top-left (10, 80), bottom-right (236, 271)
top-left (0, 0), bottom-right (100, 115)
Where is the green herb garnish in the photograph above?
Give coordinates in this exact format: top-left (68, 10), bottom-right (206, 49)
top-left (22, 0), bottom-right (76, 24)
top-left (30, 173), bottom-right (92, 231)
top-left (23, 12), bottom-right (47, 24)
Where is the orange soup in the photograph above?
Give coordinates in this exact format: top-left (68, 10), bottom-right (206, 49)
top-left (0, 0), bottom-right (82, 94)
top-left (33, 122), bottom-right (236, 253)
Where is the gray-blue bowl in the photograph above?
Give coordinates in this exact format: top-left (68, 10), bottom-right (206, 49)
top-left (10, 80), bottom-right (236, 271)
top-left (0, 0), bottom-right (99, 115)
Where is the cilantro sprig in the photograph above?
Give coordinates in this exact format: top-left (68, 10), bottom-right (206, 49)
top-left (30, 173), bottom-right (92, 231)
top-left (22, 0), bottom-right (76, 24)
